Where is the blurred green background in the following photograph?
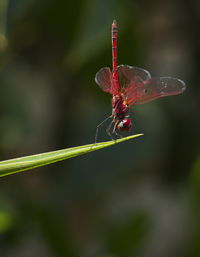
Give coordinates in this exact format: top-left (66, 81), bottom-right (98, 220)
top-left (0, 0), bottom-right (200, 256)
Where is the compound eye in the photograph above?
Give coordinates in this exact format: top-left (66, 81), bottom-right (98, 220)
top-left (117, 121), bottom-right (124, 129)
top-left (117, 118), bottom-right (132, 131)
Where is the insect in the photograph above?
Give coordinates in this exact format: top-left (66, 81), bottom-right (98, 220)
top-left (95, 20), bottom-right (186, 141)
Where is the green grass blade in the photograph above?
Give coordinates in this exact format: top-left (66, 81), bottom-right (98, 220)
top-left (0, 134), bottom-right (143, 177)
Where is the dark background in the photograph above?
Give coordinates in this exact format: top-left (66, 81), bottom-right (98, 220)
top-left (0, 0), bottom-right (200, 256)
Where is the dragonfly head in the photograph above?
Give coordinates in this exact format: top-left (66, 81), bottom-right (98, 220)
top-left (117, 118), bottom-right (132, 131)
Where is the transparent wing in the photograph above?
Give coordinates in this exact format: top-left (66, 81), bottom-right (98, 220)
top-left (117, 65), bottom-right (152, 89)
top-left (117, 64), bottom-right (151, 102)
top-left (117, 65), bottom-right (186, 105)
top-left (95, 67), bottom-right (113, 94)
top-left (129, 77), bottom-right (186, 105)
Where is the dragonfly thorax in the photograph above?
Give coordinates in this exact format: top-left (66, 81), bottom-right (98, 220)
top-left (112, 95), bottom-right (129, 119)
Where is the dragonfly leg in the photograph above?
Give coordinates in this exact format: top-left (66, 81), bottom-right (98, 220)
top-left (95, 115), bottom-right (112, 143)
top-left (108, 121), bottom-right (120, 141)
top-left (112, 120), bottom-right (118, 134)
top-left (106, 119), bottom-right (115, 140)
top-left (114, 130), bottom-right (123, 139)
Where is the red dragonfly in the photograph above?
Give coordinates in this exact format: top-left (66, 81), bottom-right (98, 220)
top-left (95, 20), bottom-right (186, 141)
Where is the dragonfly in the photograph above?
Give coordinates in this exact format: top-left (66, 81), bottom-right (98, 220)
top-left (95, 20), bottom-right (186, 141)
